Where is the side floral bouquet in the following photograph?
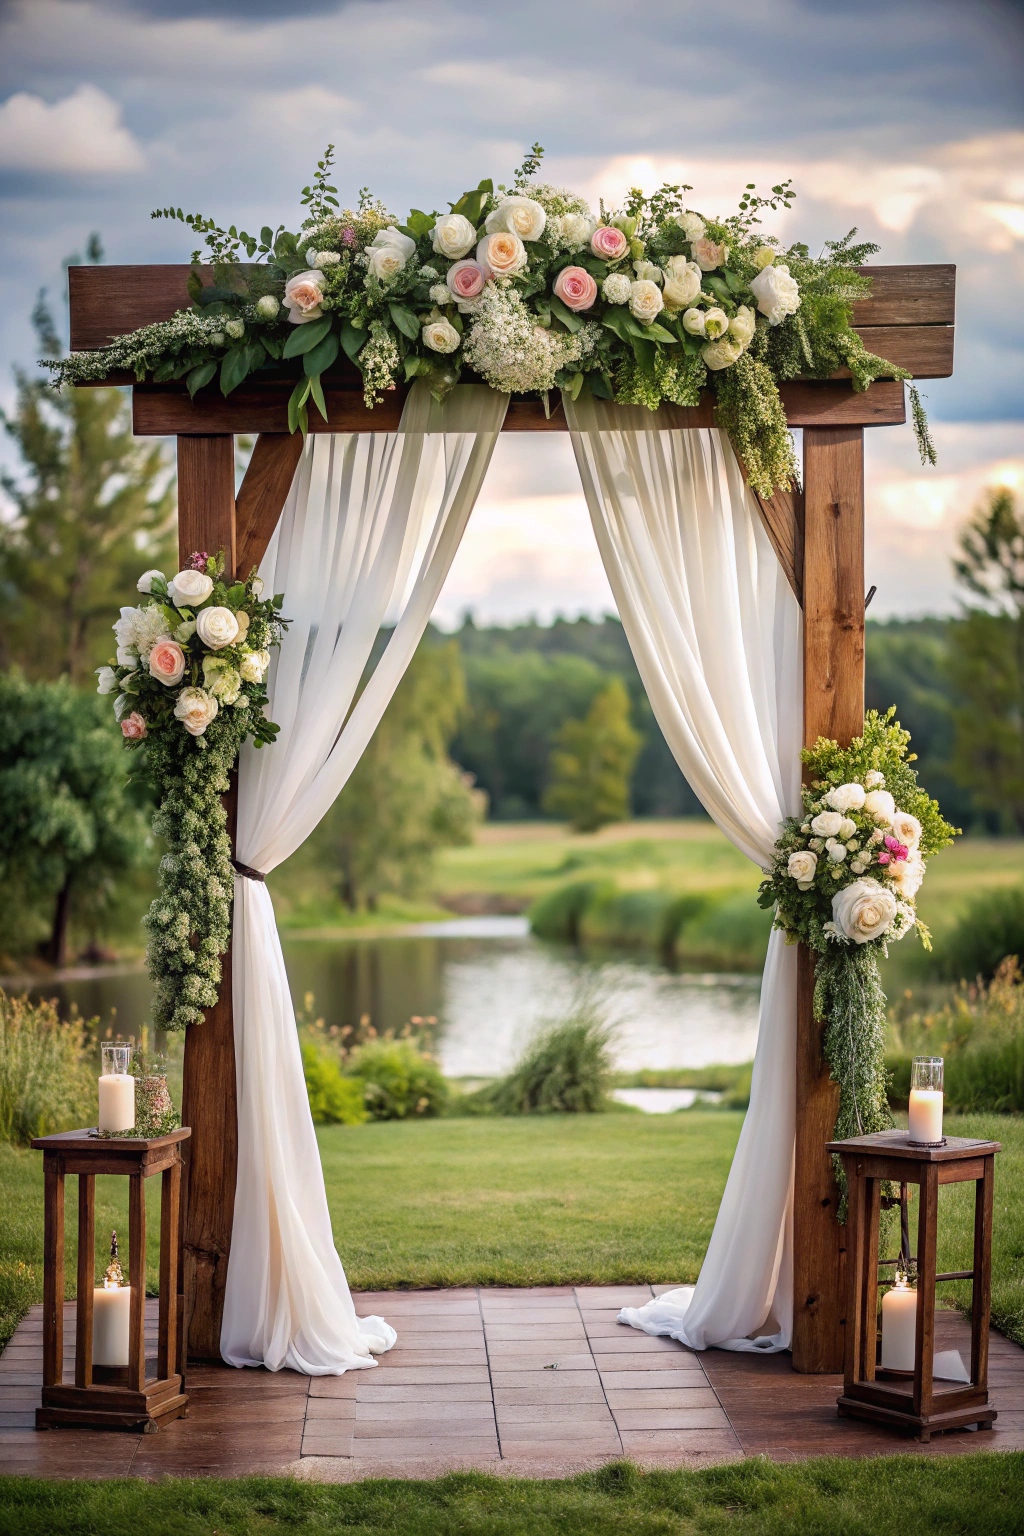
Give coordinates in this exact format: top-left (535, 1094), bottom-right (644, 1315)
top-left (97, 553), bottom-right (286, 1032)
top-left (759, 710), bottom-right (957, 1212)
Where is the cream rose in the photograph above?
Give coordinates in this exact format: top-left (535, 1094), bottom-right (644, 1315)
top-left (838, 818), bottom-right (857, 841)
top-left (168, 569), bottom-right (214, 607)
top-left (239, 648), bottom-right (270, 684)
top-left (628, 279), bottom-right (664, 324)
top-left (173, 687), bottom-right (218, 737)
top-left (485, 196), bottom-right (546, 243)
top-left (863, 789), bottom-right (897, 823)
top-left (811, 810), bottom-right (845, 837)
top-left (432, 213), bottom-right (477, 259)
top-left (366, 245), bottom-right (407, 280)
top-left (148, 639), bottom-right (187, 687)
top-left (195, 606), bottom-right (241, 650)
top-left (661, 259), bottom-right (702, 311)
top-left (865, 770), bottom-right (886, 789)
top-left (632, 259), bottom-right (662, 284)
top-left (702, 307), bottom-right (729, 340)
top-left (692, 236), bottom-right (728, 271)
top-left (422, 318), bottom-right (461, 354)
top-left (477, 232), bottom-right (528, 277)
top-left (887, 849), bottom-right (925, 898)
top-left (827, 782), bottom-right (867, 813)
top-left (826, 840), bottom-right (848, 863)
top-left (749, 263), bottom-right (801, 326)
top-left (675, 212), bottom-right (706, 243)
top-left (787, 850), bottom-right (818, 888)
top-left (701, 336), bottom-right (744, 370)
top-left (831, 878), bottom-right (898, 944)
top-left (889, 811), bottom-right (922, 849)
top-left (137, 569), bottom-right (164, 594)
top-left (682, 308), bottom-right (706, 336)
top-left (283, 269), bottom-right (326, 323)
top-left (729, 305), bottom-right (756, 346)
top-left (369, 227), bottom-right (416, 260)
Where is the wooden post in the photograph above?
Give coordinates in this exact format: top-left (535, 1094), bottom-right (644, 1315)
top-left (176, 434), bottom-right (239, 1361)
top-left (42, 1158), bottom-right (65, 1388)
top-left (793, 425), bottom-right (866, 1373)
top-left (74, 1174), bottom-right (95, 1388)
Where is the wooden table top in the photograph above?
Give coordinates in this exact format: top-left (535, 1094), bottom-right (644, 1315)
top-left (30, 1126), bottom-right (191, 1152)
top-left (826, 1130), bottom-right (1001, 1162)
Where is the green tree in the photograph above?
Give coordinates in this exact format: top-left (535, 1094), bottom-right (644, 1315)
top-left (325, 641), bottom-right (482, 911)
top-left (0, 244), bottom-right (175, 685)
top-left (947, 490), bottom-right (1024, 832)
top-left (542, 677), bottom-right (641, 833)
top-left (0, 675), bottom-right (150, 966)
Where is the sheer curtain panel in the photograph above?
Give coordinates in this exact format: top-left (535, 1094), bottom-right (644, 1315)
top-left (564, 395), bottom-right (802, 1353)
top-left (221, 384), bottom-right (508, 1374)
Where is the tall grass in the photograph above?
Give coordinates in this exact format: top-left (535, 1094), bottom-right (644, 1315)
top-left (0, 992), bottom-right (94, 1144)
top-left (936, 883), bottom-right (1024, 982)
top-left (489, 1002), bottom-right (614, 1115)
top-left (888, 958), bottom-right (1024, 1113)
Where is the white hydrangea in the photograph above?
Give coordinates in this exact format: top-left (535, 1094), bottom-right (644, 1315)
top-left (548, 211), bottom-right (596, 252)
top-left (429, 284), bottom-right (454, 305)
top-left (462, 281), bottom-right (600, 396)
top-left (113, 603), bottom-right (171, 660)
top-left (602, 273), bottom-right (632, 305)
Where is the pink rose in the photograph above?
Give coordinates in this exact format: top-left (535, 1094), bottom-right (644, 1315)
top-left (553, 266), bottom-right (598, 312)
top-left (149, 639), bottom-right (187, 686)
top-left (590, 226), bottom-right (630, 262)
top-left (446, 259), bottom-right (487, 300)
top-left (121, 712), bottom-right (147, 740)
top-left (877, 851), bottom-right (891, 865)
top-left (884, 836), bottom-right (909, 861)
top-left (283, 269), bottom-right (325, 324)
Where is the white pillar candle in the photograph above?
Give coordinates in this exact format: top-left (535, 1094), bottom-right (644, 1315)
top-left (908, 1087), bottom-right (943, 1144)
top-left (880, 1281), bottom-right (917, 1371)
top-left (98, 1073), bottom-right (135, 1134)
top-left (92, 1282), bottom-right (131, 1366)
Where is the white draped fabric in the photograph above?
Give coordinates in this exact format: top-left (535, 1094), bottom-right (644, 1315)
top-left (564, 396), bottom-right (802, 1353)
top-left (222, 383), bottom-right (509, 1374)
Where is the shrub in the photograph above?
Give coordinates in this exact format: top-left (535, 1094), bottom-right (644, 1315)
top-left (578, 887), bottom-right (676, 949)
top-left (489, 1003), bottom-right (613, 1115)
top-left (0, 992), bottom-right (94, 1144)
top-left (301, 1041), bottom-right (368, 1125)
top-left (887, 958), bottom-right (1024, 1113)
top-left (937, 884), bottom-right (1024, 982)
top-left (0, 1257), bottom-right (39, 1354)
top-left (528, 879), bottom-right (612, 943)
top-left (348, 1039), bottom-right (448, 1120)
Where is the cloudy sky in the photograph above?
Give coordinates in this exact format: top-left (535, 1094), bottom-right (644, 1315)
top-left (1, 0), bottom-right (1022, 622)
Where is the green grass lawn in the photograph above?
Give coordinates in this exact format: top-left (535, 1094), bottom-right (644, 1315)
top-left (4, 1112), bottom-right (1022, 1354)
top-left (1, 1456), bottom-right (1023, 1535)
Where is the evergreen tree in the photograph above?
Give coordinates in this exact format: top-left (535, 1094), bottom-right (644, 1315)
top-left (0, 242), bottom-right (175, 685)
top-left (948, 490), bottom-right (1024, 832)
top-left (542, 677), bottom-right (641, 833)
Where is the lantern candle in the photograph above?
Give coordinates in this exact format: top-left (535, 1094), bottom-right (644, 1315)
top-left (880, 1272), bottom-right (917, 1372)
top-left (908, 1056), bottom-right (944, 1145)
top-left (92, 1231), bottom-right (130, 1367)
top-left (98, 1043), bottom-right (134, 1134)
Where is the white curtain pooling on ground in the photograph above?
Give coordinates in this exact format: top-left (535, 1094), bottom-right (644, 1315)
top-left (222, 383), bottom-right (508, 1374)
top-left (564, 396), bottom-right (802, 1353)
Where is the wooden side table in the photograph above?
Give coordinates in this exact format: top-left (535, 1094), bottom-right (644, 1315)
top-left (827, 1129), bottom-right (1000, 1441)
top-left (31, 1126), bottom-right (191, 1432)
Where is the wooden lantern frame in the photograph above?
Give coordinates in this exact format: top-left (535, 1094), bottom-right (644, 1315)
top-left (828, 1130), bottom-right (1000, 1440)
top-left (32, 1127), bottom-right (191, 1432)
top-left (64, 260), bottom-right (956, 1374)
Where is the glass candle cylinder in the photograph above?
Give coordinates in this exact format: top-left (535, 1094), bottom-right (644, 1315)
top-left (908, 1056), bottom-right (943, 1145)
top-left (98, 1043), bottom-right (134, 1133)
top-left (880, 1275), bottom-right (917, 1371)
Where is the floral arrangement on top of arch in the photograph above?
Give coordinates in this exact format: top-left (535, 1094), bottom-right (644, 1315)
top-left (759, 710), bottom-right (958, 1214)
top-left (48, 144), bottom-right (934, 497)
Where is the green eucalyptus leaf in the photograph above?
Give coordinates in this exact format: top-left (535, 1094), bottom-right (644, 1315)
top-left (287, 376), bottom-right (311, 436)
top-left (589, 372), bottom-right (614, 400)
top-left (339, 320), bottom-right (366, 364)
top-left (389, 302), bottom-right (421, 340)
top-left (220, 346), bottom-right (252, 397)
top-left (303, 331), bottom-right (340, 377)
top-left (642, 322), bottom-right (679, 344)
top-left (282, 316), bottom-right (332, 357)
top-left (548, 296), bottom-right (584, 334)
top-left (308, 373), bottom-right (329, 423)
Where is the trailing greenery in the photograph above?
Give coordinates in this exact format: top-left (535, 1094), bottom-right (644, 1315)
top-left (0, 992), bottom-right (93, 1145)
top-left (487, 1003), bottom-right (614, 1115)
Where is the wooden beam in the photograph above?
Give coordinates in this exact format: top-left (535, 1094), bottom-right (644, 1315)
top-left (793, 425), bottom-right (866, 1374)
top-left (834, 324), bottom-right (953, 379)
top-left (750, 482), bottom-right (805, 603)
top-left (235, 433), bottom-right (304, 577)
top-left (850, 264), bottom-right (955, 327)
top-left (176, 435), bottom-right (238, 1363)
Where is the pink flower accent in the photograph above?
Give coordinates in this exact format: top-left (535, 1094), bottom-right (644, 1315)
top-left (446, 259), bottom-right (487, 300)
top-left (877, 851), bottom-right (891, 865)
top-left (149, 639), bottom-right (187, 686)
top-left (121, 712), bottom-right (147, 740)
top-left (590, 226), bottom-right (630, 261)
top-left (553, 266), bottom-right (598, 312)
top-left (341, 227), bottom-right (357, 247)
top-left (884, 836), bottom-right (909, 861)
top-left (188, 551), bottom-right (210, 571)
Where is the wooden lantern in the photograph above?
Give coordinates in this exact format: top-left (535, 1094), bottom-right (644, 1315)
top-left (32, 1127), bottom-right (191, 1433)
top-left (827, 1129), bottom-right (1000, 1441)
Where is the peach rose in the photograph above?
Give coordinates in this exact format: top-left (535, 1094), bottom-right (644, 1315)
top-left (553, 266), bottom-right (598, 312)
top-left (692, 236), bottom-right (728, 272)
top-left (283, 269), bottom-right (326, 324)
top-left (476, 232), bottom-right (528, 277)
top-left (120, 712), bottom-right (147, 740)
top-left (446, 259), bottom-right (487, 300)
top-left (590, 226), bottom-right (630, 262)
top-left (148, 639), bottom-right (187, 686)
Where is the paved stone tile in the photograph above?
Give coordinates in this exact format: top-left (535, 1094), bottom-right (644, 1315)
top-left (614, 1407), bottom-right (731, 1430)
top-left (349, 1367), bottom-right (490, 1387)
top-left (498, 1435), bottom-right (621, 1458)
top-left (606, 1388), bottom-right (721, 1410)
top-left (585, 1320), bottom-right (655, 1338)
top-left (574, 1287), bottom-right (654, 1307)
top-left (358, 1301), bottom-right (480, 1315)
top-left (355, 1383), bottom-right (493, 1403)
top-left (480, 1304), bottom-right (580, 1319)
top-left (308, 1376), bottom-right (359, 1398)
top-left (485, 1325), bottom-right (587, 1342)
top-left (381, 1314), bottom-right (482, 1333)
top-left (493, 1382), bottom-right (607, 1406)
top-left (479, 1286), bottom-right (576, 1298)
top-left (495, 1403), bottom-right (614, 1426)
top-left (354, 1290), bottom-right (478, 1305)
top-left (618, 1428), bottom-right (744, 1460)
top-left (355, 1405), bottom-right (495, 1427)
top-left (343, 1436), bottom-right (500, 1457)
top-left (490, 1369), bottom-right (597, 1390)
top-left (301, 1429), bottom-right (353, 1456)
top-left (392, 1332), bottom-right (487, 1350)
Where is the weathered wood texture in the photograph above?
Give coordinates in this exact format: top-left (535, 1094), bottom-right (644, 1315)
top-left (749, 482), bottom-right (805, 603)
top-left (176, 438), bottom-right (239, 1362)
top-left (235, 433), bottom-right (304, 576)
top-left (794, 426), bottom-right (866, 1375)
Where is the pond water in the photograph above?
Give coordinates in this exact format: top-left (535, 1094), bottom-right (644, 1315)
top-left (23, 916), bottom-right (760, 1078)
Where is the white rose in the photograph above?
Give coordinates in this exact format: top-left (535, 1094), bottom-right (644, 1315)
top-left (251, 577), bottom-right (264, 598)
top-left (369, 227), bottom-right (416, 260)
top-left (887, 850), bottom-right (925, 898)
top-left (633, 259), bottom-right (663, 284)
top-left (195, 606), bottom-right (241, 650)
top-left (629, 279), bottom-right (664, 324)
top-left (811, 810), bottom-right (844, 837)
top-left (701, 336), bottom-right (744, 371)
top-left (661, 259), bottom-right (702, 311)
top-left (239, 648), bottom-right (270, 684)
top-left (827, 782), bottom-right (866, 813)
top-left (675, 212), bottom-right (706, 243)
top-left (602, 272), bottom-right (632, 305)
top-left (682, 308), bottom-right (706, 336)
top-left (282, 269), bottom-right (326, 323)
top-left (749, 262), bottom-right (801, 326)
top-left (863, 789), bottom-right (897, 823)
top-left (173, 687), bottom-right (219, 737)
top-left (116, 645), bottom-right (137, 667)
top-left (838, 818), bottom-right (857, 840)
top-left (865, 770), bottom-right (886, 789)
top-left (889, 811), bottom-right (922, 849)
top-left (826, 840), bottom-right (848, 863)
top-left (234, 611), bottom-right (250, 641)
top-left (485, 196), bottom-right (546, 243)
top-left (850, 859), bottom-right (867, 874)
top-left (422, 318), bottom-right (460, 354)
top-left (137, 569), bottom-right (164, 594)
top-left (702, 307), bottom-right (729, 340)
top-left (256, 294), bottom-right (280, 320)
top-left (96, 666), bottom-right (117, 695)
top-left (787, 850), bottom-right (818, 888)
top-left (168, 569), bottom-right (215, 607)
top-left (729, 305), bottom-right (756, 346)
top-left (692, 236), bottom-right (728, 272)
top-left (477, 232), bottom-right (528, 276)
top-left (432, 213), bottom-right (477, 260)
top-left (831, 878), bottom-right (898, 944)
top-left (367, 244), bottom-right (407, 280)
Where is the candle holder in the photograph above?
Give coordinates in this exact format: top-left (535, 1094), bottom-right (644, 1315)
top-left (98, 1043), bottom-right (135, 1135)
top-left (31, 1125), bottom-right (190, 1432)
top-left (827, 1129), bottom-right (1000, 1441)
top-left (908, 1056), bottom-right (944, 1146)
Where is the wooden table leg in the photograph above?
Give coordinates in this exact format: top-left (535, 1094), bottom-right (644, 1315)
top-left (159, 1159), bottom-right (181, 1381)
top-left (128, 1173), bottom-right (147, 1392)
top-left (972, 1156), bottom-right (994, 1389)
top-left (913, 1163), bottom-right (938, 1428)
top-left (42, 1156), bottom-right (65, 1388)
top-left (75, 1173), bottom-right (95, 1388)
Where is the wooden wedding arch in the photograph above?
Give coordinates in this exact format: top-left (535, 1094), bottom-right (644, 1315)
top-left (67, 261), bottom-right (955, 1376)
